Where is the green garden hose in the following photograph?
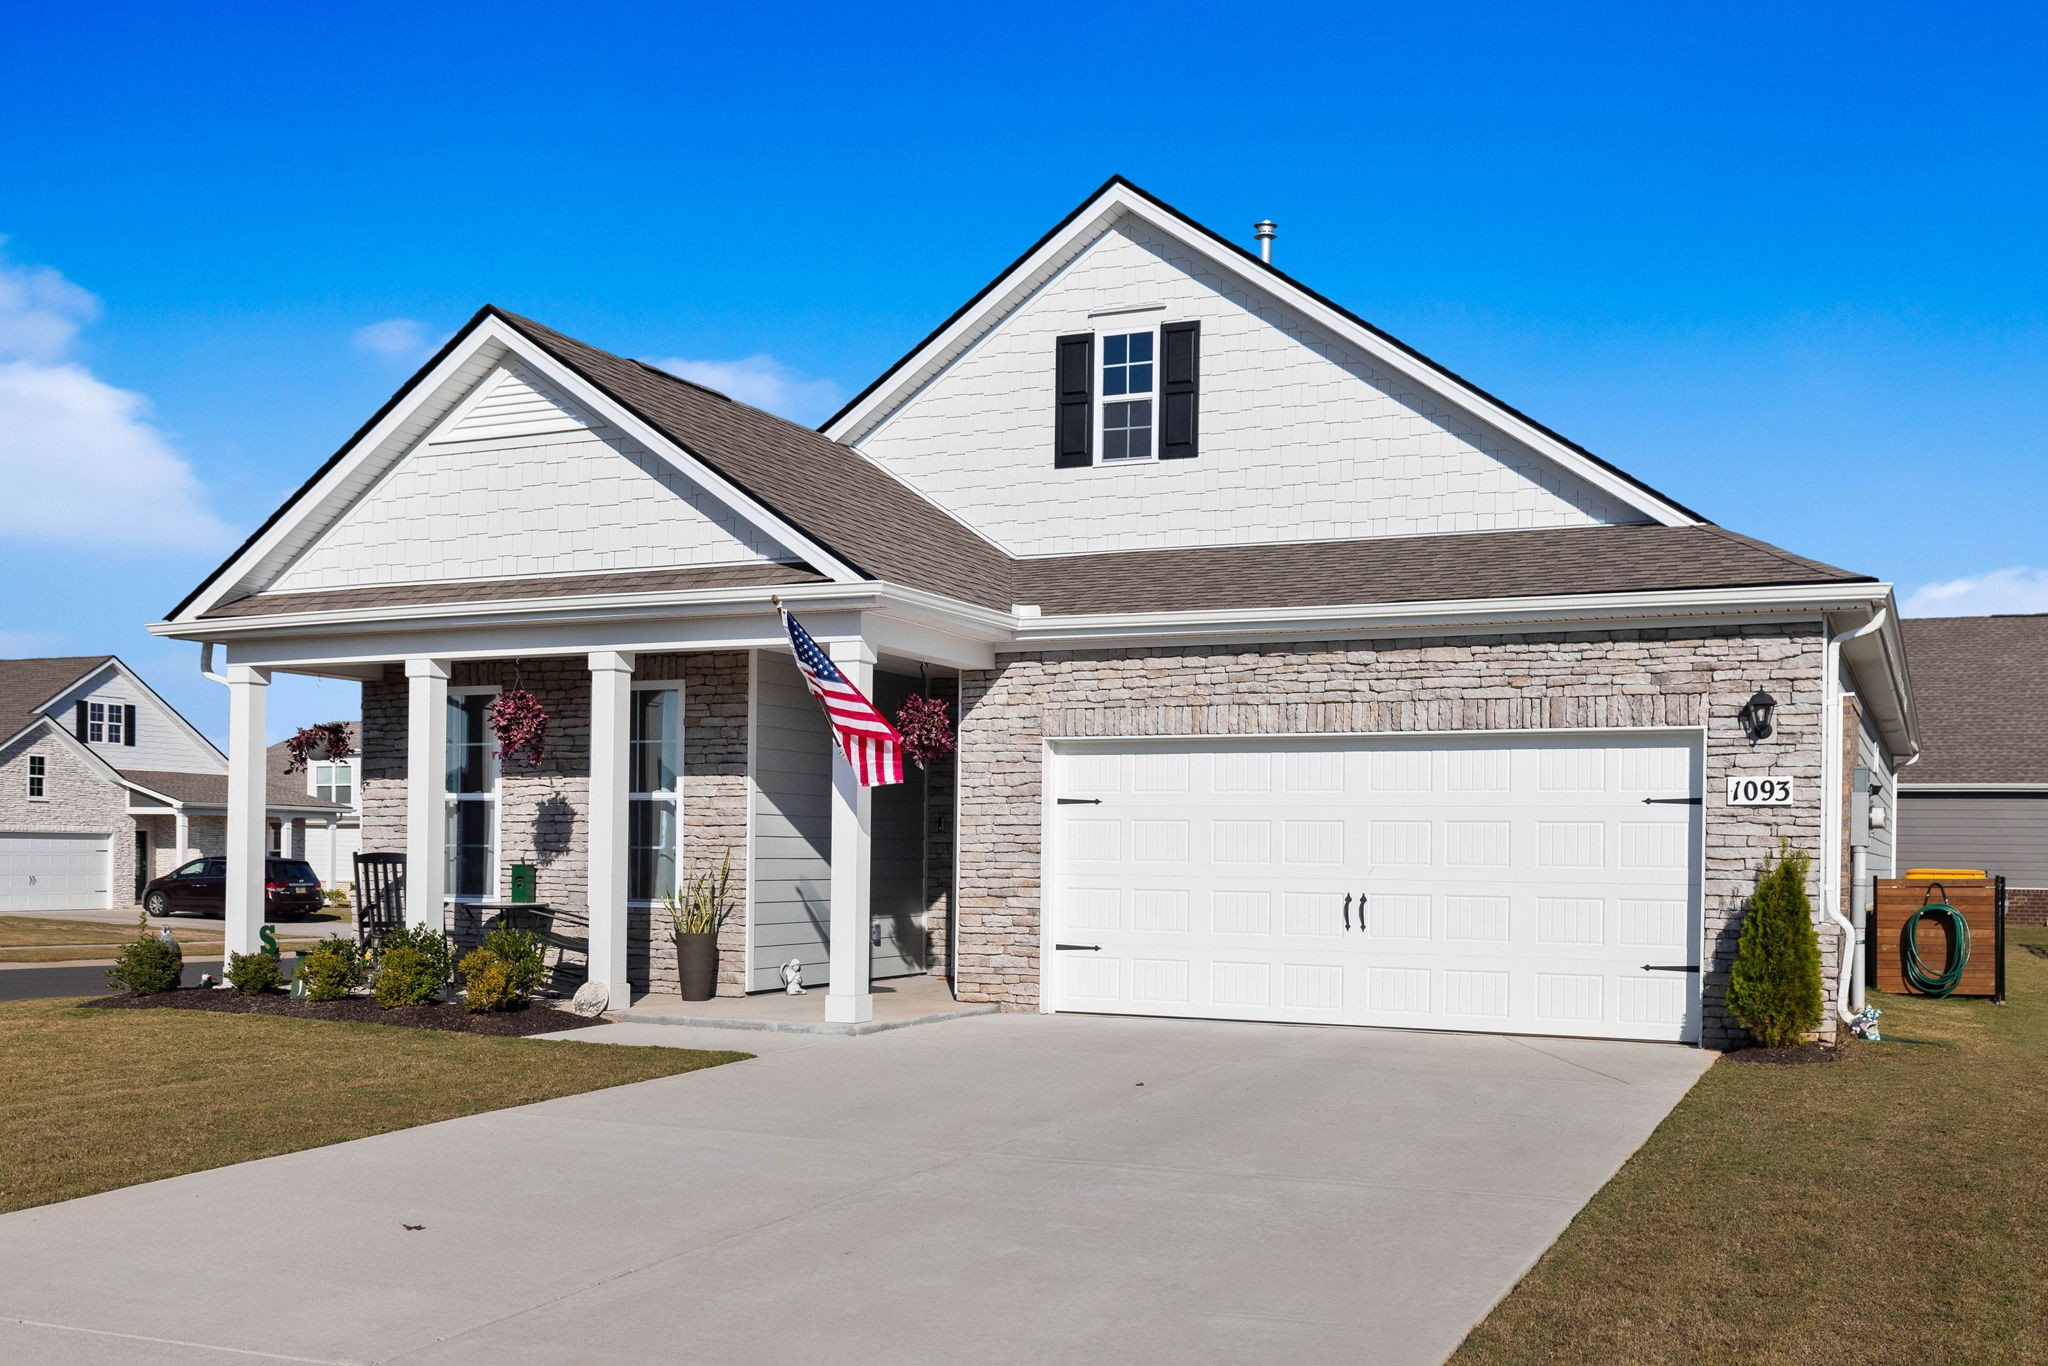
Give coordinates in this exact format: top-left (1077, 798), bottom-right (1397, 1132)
top-left (1901, 901), bottom-right (1970, 997)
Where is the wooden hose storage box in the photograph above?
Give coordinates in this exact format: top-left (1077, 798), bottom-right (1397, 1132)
top-left (1867, 875), bottom-right (2007, 1001)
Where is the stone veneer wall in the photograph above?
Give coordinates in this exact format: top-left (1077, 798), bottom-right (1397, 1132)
top-left (360, 652), bottom-right (752, 998)
top-left (955, 623), bottom-right (1836, 1048)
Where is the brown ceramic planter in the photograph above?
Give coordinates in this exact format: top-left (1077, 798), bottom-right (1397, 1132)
top-left (676, 931), bottom-right (718, 1001)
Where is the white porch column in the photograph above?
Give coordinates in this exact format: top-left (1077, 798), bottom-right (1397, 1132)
top-left (173, 808), bottom-right (190, 864)
top-left (587, 650), bottom-right (635, 1008)
top-left (404, 658), bottom-right (451, 929)
top-left (224, 664), bottom-right (271, 964)
top-left (825, 636), bottom-right (875, 1024)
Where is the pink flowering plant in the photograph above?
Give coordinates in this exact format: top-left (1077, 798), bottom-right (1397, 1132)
top-left (893, 693), bottom-right (955, 770)
top-left (281, 721), bottom-right (354, 774)
top-left (488, 688), bottom-right (550, 769)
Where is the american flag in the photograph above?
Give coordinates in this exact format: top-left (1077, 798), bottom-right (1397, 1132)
top-left (780, 608), bottom-right (904, 786)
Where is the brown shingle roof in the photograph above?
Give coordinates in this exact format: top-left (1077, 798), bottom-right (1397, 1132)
top-left (204, 563), bottom-right (827, 620)
top-left (119, 767), bottom-right (347, 811)
top-left (1899, 614), bottom-right (2048, 785)
top-left (1015, 524), bottom-right (1868, 615)
top-left (0, 656), bottom-right (115, 738)
top-left (174, 308), bottom-right (1879, 628)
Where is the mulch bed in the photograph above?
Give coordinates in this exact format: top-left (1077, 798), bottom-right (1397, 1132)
top-left (1723, 1042), bottom-right (1840, 1066)
top-left (82, 989), bottom-right (605, 1036)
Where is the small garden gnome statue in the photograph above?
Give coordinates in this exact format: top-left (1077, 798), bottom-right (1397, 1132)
top-left (780, 957), bottom-right (807, 995)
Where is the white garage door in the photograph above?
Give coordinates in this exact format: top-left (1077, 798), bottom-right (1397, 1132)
top-left (1048, 733), bottom-right (1702, 1042)
top-left (0, 833), bottom-right (113, 911)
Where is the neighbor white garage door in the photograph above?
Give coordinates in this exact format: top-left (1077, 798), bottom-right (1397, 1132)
top-left (0, 833), bottom-right (113, 911)
top-left (1048, 733), bottom-right (1703, 1042)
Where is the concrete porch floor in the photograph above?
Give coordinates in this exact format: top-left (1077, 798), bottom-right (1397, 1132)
top-left (613, 971), bottom-right (997, 1035)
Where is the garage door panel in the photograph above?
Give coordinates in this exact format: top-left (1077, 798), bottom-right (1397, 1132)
top-left (1050, 733), bottom-right (1702, 1043)
top-left (0, 833), bottom-right (113, 911)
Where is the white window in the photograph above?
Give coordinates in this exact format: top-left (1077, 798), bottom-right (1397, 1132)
top-left (629, 685), bottom-right (681, 903)
top-left (1099, 329), bottom-right (1155, 462)
top-left (26, 755), bottom-right (45, 799)
top-left (445, 692), bottom-right (499, 900)
top-left (314, 761), bottom-right (354, 807)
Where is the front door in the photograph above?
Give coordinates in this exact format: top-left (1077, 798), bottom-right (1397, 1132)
top-left (133, 830), bottom-right (149, 903)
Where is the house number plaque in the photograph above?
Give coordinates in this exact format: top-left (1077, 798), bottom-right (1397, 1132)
top-left (1725, 775), bottom-right (1795, 806)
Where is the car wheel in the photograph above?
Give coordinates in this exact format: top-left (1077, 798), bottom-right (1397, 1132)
top-left (144, 891), bottom-right (171, 918)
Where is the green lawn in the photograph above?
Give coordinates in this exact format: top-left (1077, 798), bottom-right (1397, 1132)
top-left (0, 997), bottom-right (747, 1214)
top-left (1455, 926), bottom-right (2048, 1365)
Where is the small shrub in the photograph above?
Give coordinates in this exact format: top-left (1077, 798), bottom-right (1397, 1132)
top-left (108, 934), bottom-right (183, 996)
top-left (1727, 844), bottom-right (1824, 1048)
top-left (376, 921), bottom-right (452, 981)
top-left (296, 935), bottom-right (365, 1002)
top-left (227, 951), bottom-right (283, 996)
top-left (323, 887), bottom-right (351, 907)
top-left (373, 946), bottom-right (443, 1008)
top-left (479, 924), bottom-right (546, 998)
top-left (458, 948), bottom-right (522, 1013)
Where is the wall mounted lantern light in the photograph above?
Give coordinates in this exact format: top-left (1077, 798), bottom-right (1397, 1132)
top-left (1738, 689), bottom-right (1778, 742)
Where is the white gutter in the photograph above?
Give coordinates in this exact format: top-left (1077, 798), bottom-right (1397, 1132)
top-left (1825, 606), bottom-right (1891, 1027)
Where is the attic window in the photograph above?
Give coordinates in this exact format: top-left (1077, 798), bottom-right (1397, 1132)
top-left (1100, 332), bottom-right (1154, 462)
top-left (27, 755), bottom-right (45, 799)
top-left (89, 702), bottom-right (123, 744)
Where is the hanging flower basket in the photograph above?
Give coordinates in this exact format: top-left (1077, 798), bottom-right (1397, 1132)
top-left (893, 693), bottom-right (955, 770)
top-left (489, 688), bottom-right (550, 769)
top-left (282, 721), bottom-right (354, 774)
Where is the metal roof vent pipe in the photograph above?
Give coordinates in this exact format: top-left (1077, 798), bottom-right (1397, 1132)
top-left (1253, 220), bottom-right (1277, 263)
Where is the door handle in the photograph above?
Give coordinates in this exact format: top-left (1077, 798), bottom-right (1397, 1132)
top-left (1357, 892), bottom-right (1368, 931)
top-left (1642, 964), bottom-right (1700, 973)
top-left (1055, 943), bottom-right (1102, 952)
top-left (871, 922), bottom-right (882, 946)
top-left (1342, 893), bottom-right (1351, 931)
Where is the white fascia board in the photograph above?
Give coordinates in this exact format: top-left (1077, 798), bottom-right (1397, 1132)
top-left (172, 319), bottom-right (864, 624)
top-left (1009, 581), bottom-right (1893, 649)
top-left (1832, 593), bottom-right (1918, 760)
top-left (824, 185), bottom-right (1694, 528)
top-left (1901, 782), bottom-right (2048, 792)
top-left (487, 323), bottom-right (865, 585)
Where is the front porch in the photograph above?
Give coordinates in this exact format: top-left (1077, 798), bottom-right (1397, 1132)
top-left (206, 621), bottom-right (974, 1025)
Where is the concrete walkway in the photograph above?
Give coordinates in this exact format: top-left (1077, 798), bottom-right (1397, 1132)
top-left (0, 1014), bottom-right (1711, 1365)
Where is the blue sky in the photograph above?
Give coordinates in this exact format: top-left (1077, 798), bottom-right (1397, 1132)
top-left (1, 1), bottom-right (2042, 744)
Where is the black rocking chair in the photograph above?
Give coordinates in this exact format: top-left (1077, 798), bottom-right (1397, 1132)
top-left (352, 852), bottom-right (408, 950)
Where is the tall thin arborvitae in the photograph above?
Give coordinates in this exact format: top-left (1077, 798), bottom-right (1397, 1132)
top-left (1726, 844), bottom-right (1824, 1047)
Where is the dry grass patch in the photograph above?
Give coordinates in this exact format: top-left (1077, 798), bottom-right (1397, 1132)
top-left (1454, 927), bottom-right (2048, 1366)
top-left (0, 996), bottom-right (746, 1214)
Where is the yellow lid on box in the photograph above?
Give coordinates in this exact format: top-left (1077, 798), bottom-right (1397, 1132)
top-left (1904, 868), bottom-right (1987, 879)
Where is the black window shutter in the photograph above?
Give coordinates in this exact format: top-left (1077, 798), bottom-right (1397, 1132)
top-left (124, 705), bottom-right (137, 746)
top-left (1160, 321), bottom-right (1200, 460)
top-left (74, 701), bottom-right (88, 741)
top-left (1054, 333), bottom-right (1094, 468)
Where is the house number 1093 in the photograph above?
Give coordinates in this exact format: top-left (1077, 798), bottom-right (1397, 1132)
top-left (1725, 775), bottom-right (1795, 806)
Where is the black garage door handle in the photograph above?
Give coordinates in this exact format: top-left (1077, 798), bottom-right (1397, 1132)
top-left (1055, 943), bottom-right (1102, 952)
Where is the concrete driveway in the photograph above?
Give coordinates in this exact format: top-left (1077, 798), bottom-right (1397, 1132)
top-left (0, 1013), bottom-right (1710, 1365)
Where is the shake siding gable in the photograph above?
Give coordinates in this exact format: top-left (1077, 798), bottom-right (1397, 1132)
top-left (852, 215), bottom-right (1645, 557)
top-left (263, 362), bottom-right (797, 596)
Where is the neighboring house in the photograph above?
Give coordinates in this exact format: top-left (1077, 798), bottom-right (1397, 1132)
top-left (1897, 614), bottom-right (2048, 925)
top-left (150, 177), bottom-right (1916, 1046)
top-left (0, 655), bottom-right (345, 911)
top-left (265, 722), bottom-right (362, 890)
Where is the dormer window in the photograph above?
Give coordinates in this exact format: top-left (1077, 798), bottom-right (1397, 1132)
top-left (1055, 321), bottom-right (1200, 468)
top-left (75, 699), bottom-right (136, 747)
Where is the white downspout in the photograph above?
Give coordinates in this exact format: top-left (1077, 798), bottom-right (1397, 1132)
top-left (1828, 607), bottom-right (1890, 1025)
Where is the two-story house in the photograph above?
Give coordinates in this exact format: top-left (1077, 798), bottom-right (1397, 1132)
top-left (266, 722), bottom-right (361, 892)
top-left (0, 655), bottom-right (347, 911)
top-left (150, 177), bottom-right (1914, 1045)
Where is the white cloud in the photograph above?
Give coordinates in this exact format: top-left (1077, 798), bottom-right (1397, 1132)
top-left (0, 247), bottom-right (229, 551)
top-left (1902, 566), bottom-right (2048, 617)
top-left (352, 317), bottom-right (431, 361)
top-left (649, 354), bottom-right (844, 426)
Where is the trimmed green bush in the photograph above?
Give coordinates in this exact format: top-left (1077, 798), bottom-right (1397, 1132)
top-left (226, 951), bottom-right (282, 996)
top-left (1727, 844), bottom-right (1824, 1047)
top-left (296, 935), bottom-right (365, 1002)
top-left (479, 924), bottom-right (545, 998)
top-left (457, 949), bottom-right (521, 1013)
top-left (373, 946), bottom-right (442, 1008)
top-left (107, 934), bottom-right (182, 996)
top-left (376, 922), bottom-right (452, 983)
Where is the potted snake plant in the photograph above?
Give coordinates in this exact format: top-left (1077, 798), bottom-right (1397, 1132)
top-left (662, 850), bottom-right (734, 1002)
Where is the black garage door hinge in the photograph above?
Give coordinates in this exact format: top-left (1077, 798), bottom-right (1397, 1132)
top-left (1642, 796), bottom-right (1703, 805)
top-left (1642, 964), bottom-right (1701, 973)
top-left (1055, 943), bottom-right (1102, 952)
top-left (1056, 798), bottom-right (1103, 805)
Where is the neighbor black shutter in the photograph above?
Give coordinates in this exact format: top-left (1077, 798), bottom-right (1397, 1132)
top-left (123, 705), bottom-right (137, 746)
top-left (1160, 320), bottom-right (1200, 460)
top-left (74, 701), bottom-right (88, 741)
top-left (1054, 333), bottom-right (1094, 468)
